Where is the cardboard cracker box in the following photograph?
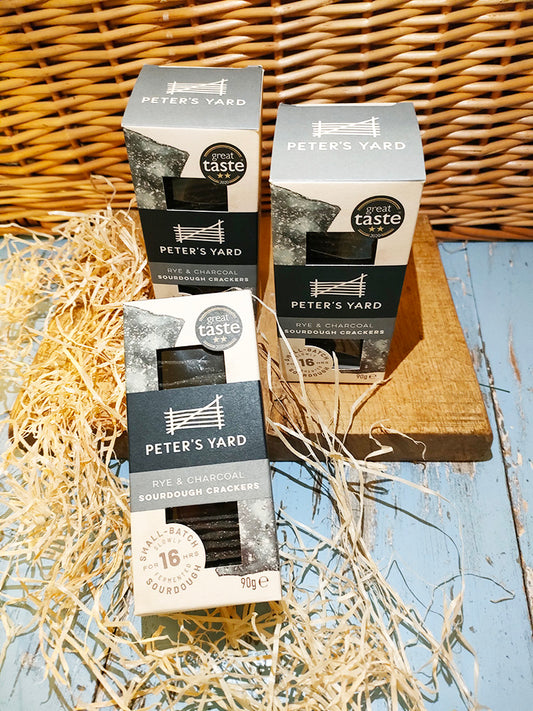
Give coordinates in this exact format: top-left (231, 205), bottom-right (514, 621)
top-left (123, 65), bottom-right (263, 298)
top-left (270, 102), bottom-right (426, 383)
top-left (123, 289), bottom-right (281, 615)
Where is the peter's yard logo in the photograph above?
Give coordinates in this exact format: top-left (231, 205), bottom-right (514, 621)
top-left (310, 273), bottom-right (368, 298)
top-left (312, 116), bottom-right (380, 138)
top-left (166, 78), bottom-right (228, 96)
top-left (163, 76), bottom-right (247, 107)
top-left (287, 115), bottom-right (405, 151)
top-left (138, 73), bottom-right (248, 107)
top-left (164, 395), bottom-right (225, 435)
top-left (173, 219), bottom-right (225, 245)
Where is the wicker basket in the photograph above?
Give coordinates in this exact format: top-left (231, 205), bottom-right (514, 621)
top-left (1, 1), bottom-right (532, 240)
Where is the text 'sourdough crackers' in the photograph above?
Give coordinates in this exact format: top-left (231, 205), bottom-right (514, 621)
top-left (123, 289), bottom-right (280, 615)
top-left (270, 102), bottom-right (425, 383)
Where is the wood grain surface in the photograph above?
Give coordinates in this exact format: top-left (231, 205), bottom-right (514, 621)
top-left (259, 215), bottom-right (493, 461)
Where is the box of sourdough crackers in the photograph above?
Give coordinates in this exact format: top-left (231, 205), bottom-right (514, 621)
top-left (123, 289), bottom-right (280, 615)
top-left (122, 65), bottom-right (263, 298)
top-left (270, 102), bottom-right (425, 383)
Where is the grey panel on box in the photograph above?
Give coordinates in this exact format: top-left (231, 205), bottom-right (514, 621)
top-left (122, 65), bottom-right (263, 131)
top-left (123, 304), bottom-right (185, 393)
top-left (271, 185), bottom-right (340, 265)
top-left (360, 338), bottom-right (392, 372)
top-left (123, 129), bottom-right (189, 210)
top-left (270, 103), bottom-right (426, 183)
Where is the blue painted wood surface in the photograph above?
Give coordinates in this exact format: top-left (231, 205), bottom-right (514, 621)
top-left (365, 241), bottom-right (533, 709)
top-left (466, 242), bottom-right (533, 613)
top-left (1, 240), bottom-right (532, 709)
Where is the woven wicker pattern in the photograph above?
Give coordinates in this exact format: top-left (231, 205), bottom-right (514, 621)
top-left (1, 1), bottom-right (532, 239)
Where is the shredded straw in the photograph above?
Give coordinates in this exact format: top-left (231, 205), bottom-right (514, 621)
top-left (0, 209), bottom-right (481, 710)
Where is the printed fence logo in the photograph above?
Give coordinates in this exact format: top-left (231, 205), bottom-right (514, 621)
top-left (173, 220), bottom-right (225, 244)
top-left (310, 273), bottom-right (368, 298)
top-left (166, 78), bottom-right (228, 96)
top-left (164, 395), bottom-right (225, 435)
top-left (312, 117), bottom-right (380, 138)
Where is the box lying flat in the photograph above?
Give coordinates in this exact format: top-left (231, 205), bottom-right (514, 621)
top-left (258, 215), bottom-right (493, 461)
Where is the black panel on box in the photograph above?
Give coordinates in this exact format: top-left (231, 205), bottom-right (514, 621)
top-left (306, 232), bottom-right (377, 265)
top-left (165, 501), bottom-right (242, 568)
top-left (157, 345), bottom-right (226, 390)
top-left (306, 337), bottom-right (364, 371)
top-left (163, 176), bottom-right (228, 211)
top-left (176, 285), bottom-right (227, 296)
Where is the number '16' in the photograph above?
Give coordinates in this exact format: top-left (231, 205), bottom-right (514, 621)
top-left (299, 358), bottom-right (314, 367)
top-left (159, 549), bottom-right (180, 568)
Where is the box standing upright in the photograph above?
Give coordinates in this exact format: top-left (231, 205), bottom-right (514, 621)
top-left (122, 65), bottom-right (263, 298)
top-left (123, 289), bottom-right (281, 615)
top-left (270, 102), bottom-right (426, 384)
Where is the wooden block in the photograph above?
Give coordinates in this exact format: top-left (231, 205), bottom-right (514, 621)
top-left (258, 214), bottom-right (493, 462)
